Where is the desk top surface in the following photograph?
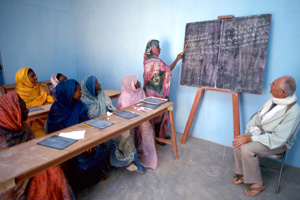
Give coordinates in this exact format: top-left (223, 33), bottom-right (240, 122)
top-left (103, 89), bottom-right (121, 98)
top-left (3, 80), bottom-right (52, 91)
top-left (0, 101), bottom-right (173, 185)
top-left (26, 89), bottom-right (121, 120)
top-left (27, 103), bottom-right (52, 118)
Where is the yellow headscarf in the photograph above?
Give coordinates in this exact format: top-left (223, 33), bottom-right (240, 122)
top-left (15, 68), bottom-right (54, 108)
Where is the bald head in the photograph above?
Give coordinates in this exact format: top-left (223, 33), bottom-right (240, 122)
top-left (279, 76), bottom-right (296, 96)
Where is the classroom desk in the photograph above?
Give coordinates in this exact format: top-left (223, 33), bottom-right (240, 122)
top-left (0, 102), bottom-right (177, 192)
top-left (104, 89), bottom-right (121, 99)
top-left (1, 80), bottom-right (52, 93)
top-left (26, 89), bottom-right (122, 122)
top-left (27, 103), bottom-right (52, 122)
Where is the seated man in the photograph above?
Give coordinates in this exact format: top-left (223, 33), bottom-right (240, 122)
top-left (232, 76), bottom-right (300, 197)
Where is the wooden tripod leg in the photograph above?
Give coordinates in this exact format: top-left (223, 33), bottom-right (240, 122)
top-left (181, 88), bottom-right (203, 144)
top-left (232, 92), bottom-right (240, 138)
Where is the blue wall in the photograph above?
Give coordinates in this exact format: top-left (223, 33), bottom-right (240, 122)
top-left (1, 0), bottom-right (300, 168)
top-left (0, 0), bottom-right (78, 82)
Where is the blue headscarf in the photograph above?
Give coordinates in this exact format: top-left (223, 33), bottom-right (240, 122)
top-left (85, 76), bottom-right (97, 98)
top-left (47, 79), bottom-right (89, 133)
top-left (81, 76), bottom-right (116, 119)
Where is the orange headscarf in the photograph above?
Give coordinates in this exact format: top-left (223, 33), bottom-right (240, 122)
top-left (15, 68), bottom-right (53, 108)
top-left (0, 92), bottom-right (23, 131)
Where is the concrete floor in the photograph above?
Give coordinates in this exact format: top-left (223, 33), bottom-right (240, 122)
top-left (75, 133), bottom-right (300, 200)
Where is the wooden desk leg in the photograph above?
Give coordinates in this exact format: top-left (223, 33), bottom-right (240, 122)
top-left (150, 119), bottom-right (158, 153)
top-left (0, 86), bottom-right (6, 95)
top-left (181, 88), bottom-right (203, 144)
top-left (169, 106), bottom-right (178, 160)
top-left (232, 92), bottom-right (240, 138)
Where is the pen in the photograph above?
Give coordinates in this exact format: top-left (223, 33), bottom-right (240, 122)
top-left (83, 123), bottom-right (94, 128)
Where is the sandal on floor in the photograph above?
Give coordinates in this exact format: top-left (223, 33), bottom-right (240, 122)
top-left (164, 135), bottom-right (171, 140)
top-left (244, 185), bottom-right (265, 197)
top-left (232, 174), bottom-right (244, 184)
top-left (157, 141), bottom-right (167, 146)
top-left (100, 173), bottom-right (107, 182)
top-left (127, 163), bottom-right (138, 172)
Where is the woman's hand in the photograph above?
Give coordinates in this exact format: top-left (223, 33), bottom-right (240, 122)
top-left (176, 52), bottom-right (184, 61)
top-left (40, 82), bottom-right (48, 87)
top-left (38, 82), bottom-right (51, 94)
top-left (170, 52), bottom-right (184, 70)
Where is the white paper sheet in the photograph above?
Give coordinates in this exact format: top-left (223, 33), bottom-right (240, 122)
top-left (59, 130), bottom-right (85, 140)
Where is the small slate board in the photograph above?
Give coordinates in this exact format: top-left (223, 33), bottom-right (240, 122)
top-left (114, 111), bottom-right (139, 119)
top-left (138, 103), bottom-right (160, 110)
top-left (37, 135), bottom-right (77, 150)
top-left (142, 97), bottom-right (167, 105)
top-left (85, 119), bottom-right (114, 129)
top-left (29, 106), bottom-right (44, 112)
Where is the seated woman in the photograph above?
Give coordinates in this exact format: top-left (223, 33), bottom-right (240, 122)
top-left (15, 68), bottom-right (54, 138)
top-left (80, 75), bottom-right (146, 173)
top-left (80, 75), bottom-right (115, 118)
top-left (47, 79), bottom-right (107, 192)
top-left (50, 73), bottom-right (68, 88)
top-left (0, 92), bottom-right (74, 199)
top-left (117, 74), bottom-right (157, 170)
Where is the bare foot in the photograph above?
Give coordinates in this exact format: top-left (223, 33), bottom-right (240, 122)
top-left (244, 182), bottom-right (265, 197)
top-left (232, 174), bottom-right (244, 184)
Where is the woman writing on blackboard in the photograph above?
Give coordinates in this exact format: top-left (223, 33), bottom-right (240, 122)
top-left (143, 39), bottom-right (183, 144)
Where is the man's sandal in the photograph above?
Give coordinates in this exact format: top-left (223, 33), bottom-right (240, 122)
top-left (232, 174), bottom-right (244, 184)
top-left (244, 185), bottom-right (265, 197)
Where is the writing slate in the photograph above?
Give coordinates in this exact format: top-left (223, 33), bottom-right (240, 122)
top-left (85, 119), bottom-right (114, 129)
top-left (142, 97), bottom-right (168, 105)
top-left (138, 103), bottom-right (160, 110)
top-left (180, 14), bottom-right (271, 94)
top-left (37, 135), bottom-right (77, 150)
top-left (29, 106), bottom-right (44, 112)
top-left (114, 111), bottom-right (139, 119)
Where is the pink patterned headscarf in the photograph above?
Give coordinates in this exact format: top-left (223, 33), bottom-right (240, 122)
top-left (117, 74), bottom-right (146, 109)
top-left (50, 73), bottom-right (60, 87)
top-left (143, 39), bottom-right (160, 62)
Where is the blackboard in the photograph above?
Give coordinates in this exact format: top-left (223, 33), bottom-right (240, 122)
top-left (180, 14), bottom-right (271, 94)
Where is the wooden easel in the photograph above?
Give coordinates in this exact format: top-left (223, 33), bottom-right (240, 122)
top-left (181, 15), bottom-right (240, 144)
top-left (180, 87), bottom-right (240, 144)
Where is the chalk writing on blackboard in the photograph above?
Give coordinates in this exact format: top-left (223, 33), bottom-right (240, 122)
top-left (180, 14), bottom-right (271, 94)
